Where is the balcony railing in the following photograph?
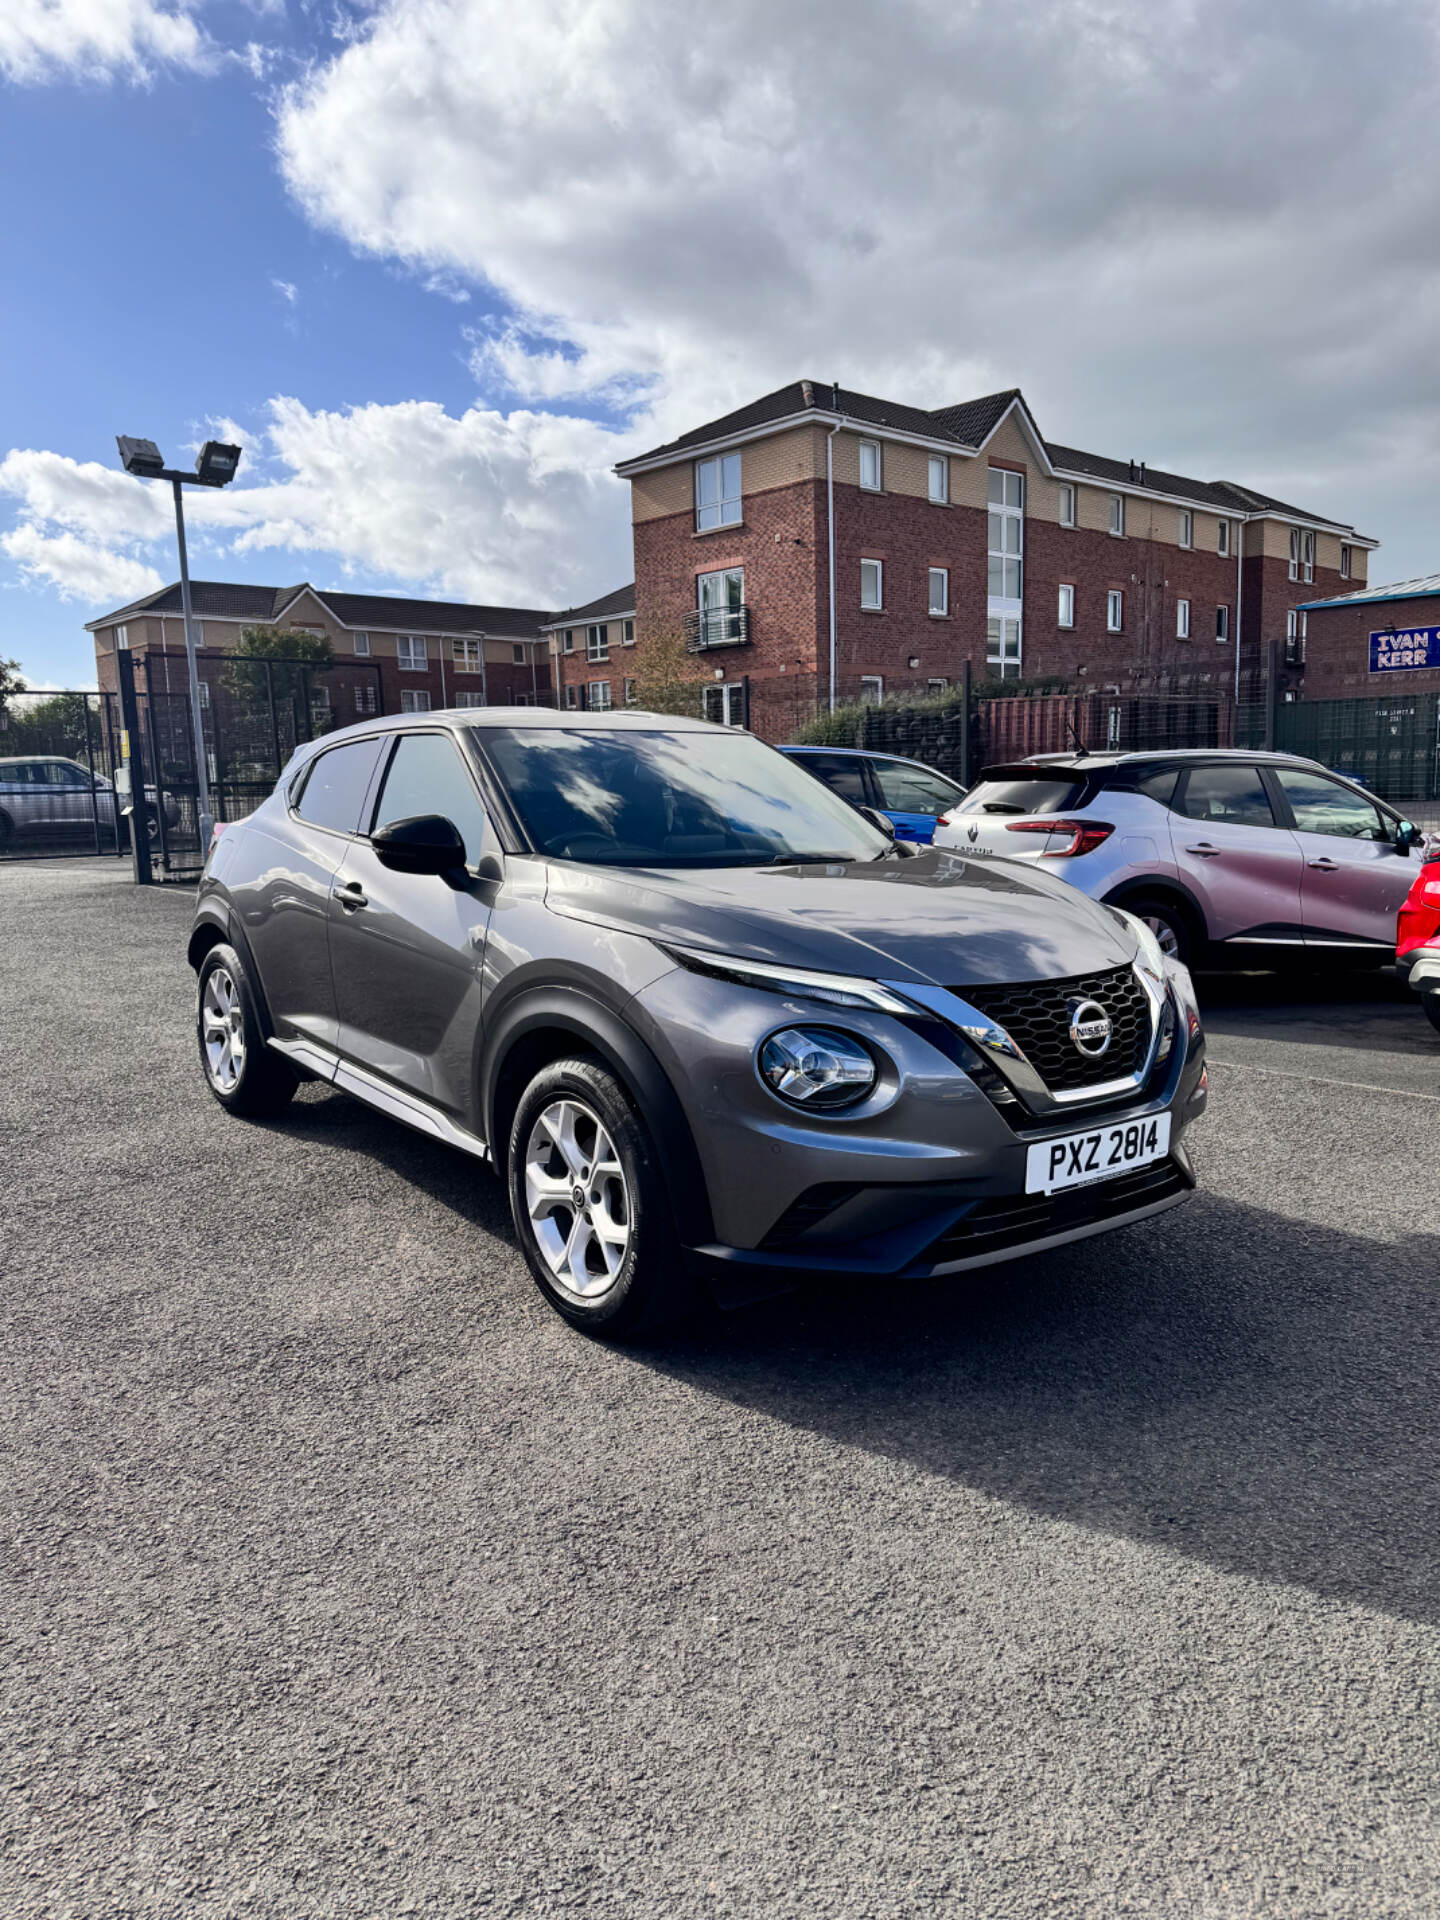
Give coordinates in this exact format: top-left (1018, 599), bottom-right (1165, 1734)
top-left (682, 604), bottom-right (751, 652)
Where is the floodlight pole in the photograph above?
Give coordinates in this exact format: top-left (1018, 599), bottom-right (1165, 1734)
top-left (170, 477), bottom-right (213, 848)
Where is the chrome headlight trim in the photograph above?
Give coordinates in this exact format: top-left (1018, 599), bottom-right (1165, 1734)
top-left (659, 944), bottom-right (917, 1015)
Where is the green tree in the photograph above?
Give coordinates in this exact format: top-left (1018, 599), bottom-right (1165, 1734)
top-left (0, 656), bottom-right (26, 722)
top-left (224, 625), bottom-right (340, 757)
top-left (629, 633), bottom-right (708, 718)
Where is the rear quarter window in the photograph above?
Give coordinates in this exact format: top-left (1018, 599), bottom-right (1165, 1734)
top-left (293, 737), bottom-right (384, 834)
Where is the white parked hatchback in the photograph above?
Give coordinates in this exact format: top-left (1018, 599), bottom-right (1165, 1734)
top-left (934, 749), bottom-right (1425, 966)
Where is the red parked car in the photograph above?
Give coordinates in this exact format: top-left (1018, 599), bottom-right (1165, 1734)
top-left (1397, 837), bottom-right (1440, 1035)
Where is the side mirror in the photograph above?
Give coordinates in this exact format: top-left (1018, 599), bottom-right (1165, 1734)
top-left (859, 805), bottom-right (896, 838)
top-left (1395, 821), bottom-right (1422, 854)
top-left (371, 813), bottom-right (467, 876)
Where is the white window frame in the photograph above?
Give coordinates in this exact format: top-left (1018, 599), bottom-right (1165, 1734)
top-left (1178, 510), bottom-right (1193, 549)
top-left (561, 628), bottom-right (575, 654)
top-left (397, 635), bottom-right (428, 671)
top-left (1106, 589), bottom-right (1124, 632)
top-left (1058, 584), bottom-right (1074, 629)
top-left (1218, 519), bottom-right (1231, 556)
top-left (1109, 494), bottom-right (1125, 537)
top-left (1176, 597), bottom-right (1191, 639)
top-left (1302, 530), bottom-right (1315, 583)
top-left (512, 644), bottom-right (525, 665)
top-left (1216, 605), bottom-right (1230, 642)
top-left (1340, 544), bottom-right (1352, 579)
top-left (927, 456), bottom-right (948, 504)
top-left (1289, 528), bottom-right (1301, 582)
top-left (453, 637), bottom-right (482, 674)
top-left (859, 440), bottom-right (883, 492)
top-left (986, 615), bottom-right (1021, 679)
top-left (563, 684), bottom-right (578, 710)
top-left (586, 680), bottom-right (612, 710)
top-left (622, 619), bottom-right (635, 646)
top-left (1058, 484), bottom-right (1076, 528)
top-left (399, 688), bottom-right (431, 713)
top-left (455, 691), bottom-right (487, 709)
top-left (115, 623), bottom-right (129, 650)
top-left (860, 559), bottom-right (883, 610)
top-left (352, 630), bottom-right (370, 656)
top-left (928, 567), bottom-right (948, 617)
top-left (587, 623), bottom-right (609, 663)
top-left (703, 683), bottom-right (746, 728)
top-left (927, 677), bottom-right (948, 694)
top-left (355, 684), bottom-right (379, 715)
top-left (860, 675), bottom-right (884, 706)
top-left (694, 452), bottom-right (741, 532)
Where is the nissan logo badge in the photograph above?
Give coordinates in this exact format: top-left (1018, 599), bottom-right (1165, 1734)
top-left (1068, 997), bottom-right (1113, 1057)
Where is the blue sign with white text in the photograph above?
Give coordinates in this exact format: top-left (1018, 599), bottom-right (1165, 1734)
top-left (1370, 626), bottom-right (1440, 672)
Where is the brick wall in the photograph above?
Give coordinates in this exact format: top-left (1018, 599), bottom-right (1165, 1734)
top-left (1302, 594), bottom-right (1440, 698)
top-left (1241, 555), bottom-right (1353, 696)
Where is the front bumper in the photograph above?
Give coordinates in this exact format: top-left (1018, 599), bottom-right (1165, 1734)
top-left (628, 957), bottom-right (1206, 1277)
top-left (1398, 947), bottom-right (1440, 997)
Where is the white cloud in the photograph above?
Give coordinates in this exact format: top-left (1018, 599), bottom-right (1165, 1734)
top-left (0, 0), bottom-right (211, 82)
top-left (0, 449), bottom-right (171, 543)
top-left (1, 525), bottom-right (164, 605)
top-left (274, 0), bottom-right (1440, 567)
top-left (271, 277), bottom-right (299, 304)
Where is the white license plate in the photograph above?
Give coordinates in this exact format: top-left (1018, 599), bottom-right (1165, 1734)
top-left (1025, 1113), bottom-right (1171, 1194)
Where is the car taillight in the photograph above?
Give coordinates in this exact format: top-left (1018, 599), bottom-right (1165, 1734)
top-left (1004, 818), bottom-right (1114, 858)
top-left (1398, 874), bottom-right (1440, 957)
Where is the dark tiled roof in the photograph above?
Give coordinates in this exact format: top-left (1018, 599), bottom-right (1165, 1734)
top-left (1043, 444), bottom-right (1240, 512)
top-left (540, 582), bottom-right (636, 629)
top-left (87, 579), bottom-right (299, 626)
top-left (927, 390), bottom-right (1022, 444)
top-left (315, 590), bottom-right (550, 638)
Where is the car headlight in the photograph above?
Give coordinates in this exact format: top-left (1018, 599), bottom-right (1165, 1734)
top-left (1111, 907), bottom-right (1166, 983)
top-left (660, 943), bottom-right (915, 1014)
top-left (758, 1026), bottom-right (877, 1109)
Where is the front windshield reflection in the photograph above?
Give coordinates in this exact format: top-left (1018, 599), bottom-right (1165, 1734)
top-left (484, 728), bottom-right (891, 868)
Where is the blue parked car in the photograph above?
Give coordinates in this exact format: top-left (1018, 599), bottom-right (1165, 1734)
top-left (777, 745), bottom-right (967, 844)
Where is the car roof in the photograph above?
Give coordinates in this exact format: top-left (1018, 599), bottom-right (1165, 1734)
top-left (779, 744), bottom-right (957, 773)
top-left (1014, 747), bottom-right (1326, 770)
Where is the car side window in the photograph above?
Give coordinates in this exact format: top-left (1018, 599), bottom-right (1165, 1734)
top-left (371, 731), bottom-right (493, 866)
top-left (47, 761), bottom-right (90, 787)
top-left (869, 758), bottom-right (963, 817)
top-left (1177, 765), bottom-right (1277, 828)
top-left (293, 738), bottom-right (383, 835)
top-left (1273, 768), bottom-right (1391, 841)
top-left (795, 753), bottom-right (870, 805)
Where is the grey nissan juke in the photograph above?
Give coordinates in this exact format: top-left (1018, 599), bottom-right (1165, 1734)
top-left (189, 708), bottom-right (1207, 1336)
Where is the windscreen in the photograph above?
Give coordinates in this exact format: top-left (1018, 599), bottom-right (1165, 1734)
top-left (482, 728), bottom-right (891, 867)
top-left (950, 773), bottom-right (1085, 816)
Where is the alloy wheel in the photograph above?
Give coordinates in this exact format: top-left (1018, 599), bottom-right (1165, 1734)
top-left (1142, 913), bottom-right (1181, 959)
top-left (201, 966), bottom-right (247, 1094)
top-left (523, 1097), bottom-right (632, 1299)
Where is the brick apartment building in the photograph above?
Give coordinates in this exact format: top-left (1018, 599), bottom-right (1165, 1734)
top-left (540, 584), bottom-right (637, 711)
top-left (611, 381), bottom-right (1377, 737)
top-left (1294, 572), bottom-right (1440, 699)
top-left (88, 580), bottom-right (553, 721)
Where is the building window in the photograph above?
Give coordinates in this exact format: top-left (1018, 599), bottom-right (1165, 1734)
top-left (860, 675), bottom-right (884, 705)
top-left (455, 691), bottom-right (486, 708)
top-left (928, 568), bottom-right (948, 616)
top-left (1340, 544), bottom-right (1352, 579)
top-left (860, 559), bottom-right (884, 610)
top-left (1218, 519), bottom-right (1231, 556)
top-left (988, 469), bottom-right (1023, 599)
top-left (1216, 605), bottom-right (1230, 642)
top-left (453, 637), bottom-right (482, 673)
top-left (355, 684), bottom-right (379, 714)
top-left (927, 677), bottom-right (949, 693)
top-left (197, 680), bottom-right (211, 710)
top-left (987, 616), bottom-right (1021, 679)
top-left (1058, 484), bottom-right (1075, 528)
top-left (562, 628), bottom-right (575, 654)
top-left (1109, 494), bottom-right (1124, 537)
top-left (1058, 584), bottom-right (1074, 629)
top-left (623, 677), bottom-right (637, 707)
top-left (1176, 597), bottom-right (1191, 639)
top-left (1289, 529), bottom-right (1301, 582)
top-left (397, 635), bottom-right (427, 671)
top-left (1302, 530), bottom-right (1315, 583)
top-left (1284, 609), bottom-right (1308, 665)
top-left (586, 680), bottom-right (612, 710)
top-left (622, 619), bottom-right (635, 646)
top-left (1178, 511), bottom-right (1193, 549)
top-left (587, 624), bottom-right (609, 663)
top-left (512, 644), bottom-right (525, 665)
top-left (859, 440), bottom-right (883, 491)
top-left (695, 452), bottom-right (741, 532)
top-left (399, 689), bottom-right (431, 713)
top-left (1107, 590), bottom-right (1124, 632)
top-left (697, 567), bottom-right (745, 645)
top-left (928, 456), bottom-right (948, 504)
top-left (114, 623), bottom-right (129, 649)
top-left (703, 683), bottom-right (745, 727)
top-left (563, 684), bottom-right (577, 709)
top-left (353, 631), bottom-right (371, 656)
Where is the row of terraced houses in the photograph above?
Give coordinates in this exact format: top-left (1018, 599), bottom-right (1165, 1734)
top-left (95, 379), bottom-right (1440, 737)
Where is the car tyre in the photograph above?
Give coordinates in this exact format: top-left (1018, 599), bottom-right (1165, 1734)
top-left (507, 1056), bottom-right (695, 1339)
top-left (196, 942), bottom-right (298, 1118)
top-left (0, 810), bottom-right (12, 852)
top-left (1124, 894), bottom-right (1195, 967)
top-left (1424, 996), bottom-right (1440, 1038)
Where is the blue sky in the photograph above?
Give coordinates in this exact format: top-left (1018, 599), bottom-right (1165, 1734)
top-left (5, 0), bottom-right (1440, 688)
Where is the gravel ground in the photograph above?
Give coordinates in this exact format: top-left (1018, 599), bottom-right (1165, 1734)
top-left (3, 859), bottom-right (1440, 1919)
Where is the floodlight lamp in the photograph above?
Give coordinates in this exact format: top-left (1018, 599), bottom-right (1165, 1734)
top-left (196, 441), bottom-right (242, 487)
top-left (117, 436), bottom-right (165, 477)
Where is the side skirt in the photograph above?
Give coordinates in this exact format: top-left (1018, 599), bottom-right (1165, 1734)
top-left (267, 1037), bottom-right (490, 1162)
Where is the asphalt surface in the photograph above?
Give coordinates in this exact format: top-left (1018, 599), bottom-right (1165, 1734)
top-left (3, 857), bottom-right (1440, 1919)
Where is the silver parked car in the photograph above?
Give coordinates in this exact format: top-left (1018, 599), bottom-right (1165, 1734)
top-left (0, 754), bottom-right (175, 850)
top-left (188, 709), bottom-right (1207, 1337)
top-left (934, 749), bottom-right (1425, 966)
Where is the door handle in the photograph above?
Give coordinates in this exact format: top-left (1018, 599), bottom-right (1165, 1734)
top-left (1184, 843), bottom-right (1222, 857)
top-left (1307, 858), bottom-right (1339, 871)
top-left (336, 881), bottom-right (368, 911)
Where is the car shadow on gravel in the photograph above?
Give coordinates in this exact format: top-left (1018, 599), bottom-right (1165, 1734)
top-left (637, 1190), bottom-right (1440, 1628)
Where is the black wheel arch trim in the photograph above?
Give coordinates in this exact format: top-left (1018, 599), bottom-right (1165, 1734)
top-left (482, 985), bottom-right (715, 1246)
top-left (1101, 875), bottom-right (1208, 940)
top-left (186, 901), bottom-right (277, 1042)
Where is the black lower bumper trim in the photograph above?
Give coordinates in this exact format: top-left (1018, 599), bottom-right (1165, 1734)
top-left (916, 1158), bottom-right (1192, 1267)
